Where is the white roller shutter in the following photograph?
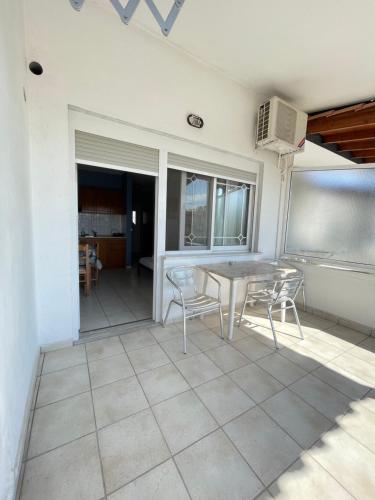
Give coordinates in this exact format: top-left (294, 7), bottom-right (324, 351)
top-left (75, 131), bottom-right (159, 175)
top-left (168, 153), bottom-right (257, 184)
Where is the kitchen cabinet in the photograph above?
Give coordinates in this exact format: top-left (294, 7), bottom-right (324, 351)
top-left (79, 187), bottom-right (124, 214)
top-left (80, 237), bottom-right (126, 268)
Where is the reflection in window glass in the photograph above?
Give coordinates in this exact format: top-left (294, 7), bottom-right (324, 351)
top-left (184, 173), bottom-right (210, 247)
top-left (214, 179), bottom-right (250, 246)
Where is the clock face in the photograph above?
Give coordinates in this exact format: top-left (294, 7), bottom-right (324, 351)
top-left (187, 114), bottom-right (204, 129)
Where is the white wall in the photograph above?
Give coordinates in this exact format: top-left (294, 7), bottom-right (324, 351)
top-left (24, 0), bottom-right (281, 346)
top-left (0, 1), bottom-right (39, 499)
top-left (289, 142), bottom-right (375, 330)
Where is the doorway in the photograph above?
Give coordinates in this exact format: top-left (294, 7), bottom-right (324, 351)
top-left (77, 164), bottom-right (155, 336)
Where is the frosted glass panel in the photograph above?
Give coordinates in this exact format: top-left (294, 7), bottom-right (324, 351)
top-left (285, 168), bottom-right (375, 265)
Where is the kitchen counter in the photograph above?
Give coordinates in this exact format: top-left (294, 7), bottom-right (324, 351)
top-left (79, 235), bottom-right (127, 239)
top-left (79, 236), bottom-right (127, 268)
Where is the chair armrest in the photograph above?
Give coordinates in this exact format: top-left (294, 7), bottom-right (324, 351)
top-left (246, 279), bottom-right (276, 295)
top-left (166, 272), bottom-right (184, 304)
top-left (207, 272), bottom-right (222, 302)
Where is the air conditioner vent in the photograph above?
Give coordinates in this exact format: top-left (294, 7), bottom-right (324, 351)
top-left (255, 96), bottom-right (307, 155)
top-left (257, 101), bottom-right (270, 142)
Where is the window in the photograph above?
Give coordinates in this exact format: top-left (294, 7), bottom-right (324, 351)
top-left (214, 179), bottom-right (250, 247)
top-left (166, 169), bottom-right (255, 251)
top-left (183, 172), bottom-right (211, 248)
top-left (285, 168), bottom-right (375, 266)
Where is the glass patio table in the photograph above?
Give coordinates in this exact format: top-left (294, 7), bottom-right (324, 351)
top-left (199, 260), bottom-right (302, 340)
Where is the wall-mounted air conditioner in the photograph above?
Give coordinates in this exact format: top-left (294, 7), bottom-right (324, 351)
top-left (256, 96), bottom-right (308, 155)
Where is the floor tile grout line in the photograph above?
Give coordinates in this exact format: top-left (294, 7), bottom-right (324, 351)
top-left (29, 341), bottom-right (375, 462)
top-left (161, 334), bottom-right (277, 491)
top-left (176, 348), bottom-right (303, 492)
top-left (253, 351), bottom-right (309, 381)
top-left (113, 339), bottom-right (194, 500)
top-left (104, 456), bottom-right (178, 499)
top-left (322, 349), bottom-right (375, 386)
top-left (80, 268), bottom-right (153, 333)
top-left (308, 365), bottom-right (372, 401)
top-left (24, 393), bottom-right (359, 500)
top-left (100, 277), bottom-right (128, 325)
top-left (302, 451), bottom-right (358, 500)
top-left (149, 339), bottom-right (267, 495)
top-left (156, 321), bottom-right (372, 422)
top-left (22, 321), bottom-right (375, 498)
top-left (180, 344), bottom-right (309, 452)
top-left (41, 359), bottom-right (88, 377)
top-left (34, 387), bottom-right (91, 411)
top-left (23, 429), bottom-right (98, 463)
top-left (198, 340), bottom-right (346, 460)
top-left (41, 321), bottom-right (372, 416)
top-left (137, 321), bottom-right (272, 493)
top-left (84, 344), bottom-right (109, 500)
top-left (84, 287), bottom-right (111, 330)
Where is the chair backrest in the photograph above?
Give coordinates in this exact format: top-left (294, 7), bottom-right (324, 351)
top-left (79, 243), bottom-right (90, 275)
top-left (272, 276), bottom-right (304, 304)
top-left (166, 266), bottom-right (203, 300)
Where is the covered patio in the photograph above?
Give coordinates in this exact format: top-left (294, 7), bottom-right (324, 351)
top-left (2, 1), bottom-right (375, 500)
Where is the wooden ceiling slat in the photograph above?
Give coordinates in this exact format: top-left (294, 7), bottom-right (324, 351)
top-left (308, 102), bottom-right (375, 121)
top-left (307, 108), bottom-right (375, 134)
top-left (339, 140), bottom-right (375, 151)
top-left (308, 101), bottom-right (375, 164)
top-left (322, 128), bottom-right (375, 143)
top-left (351, 149), bottom-right (375, 158)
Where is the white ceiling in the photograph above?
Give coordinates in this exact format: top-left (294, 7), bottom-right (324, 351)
top-left (92, 0), bottom-right (375, 112)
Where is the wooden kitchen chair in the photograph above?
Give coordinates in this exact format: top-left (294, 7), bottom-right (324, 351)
top-left (90, 242), bottom-right (100, 286)
top-left (79, 243), bottom-right (91, 296)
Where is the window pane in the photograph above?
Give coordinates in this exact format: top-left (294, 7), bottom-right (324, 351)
top-left (286, 168), bottom-right (375, 265)
top-left (214, 179), bottom-right (250, 246)
top-left (165, 169), bottom-right (181, 251)
top-left (184, 173), bottom-right (210, 247)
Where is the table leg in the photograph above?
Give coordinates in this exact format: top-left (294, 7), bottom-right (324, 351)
top-left (281, 300), bottom-right (286, 322)
top-left (227, 280), bottom-right (238, 341)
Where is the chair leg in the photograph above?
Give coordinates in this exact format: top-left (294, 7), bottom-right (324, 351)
top-left (302, 284), bottom-right (306, 312)
top-left (267, 305), bottom-right (279, 349)
top-left (163, 301), bottom-right (173, 327)
top-left (239, 296), bottom-right (247, 326)
top-left (291, 299), bottom-right (304, 340)
top-left (182, 311), bottom-right (187, 354)
top-left (218, 306), bottom-right (224, 339)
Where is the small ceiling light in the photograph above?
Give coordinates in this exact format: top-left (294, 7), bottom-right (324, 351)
top-left (187, 114), bottom-right (204, 129)
top-left (29, 61), bottom-right (43, 75)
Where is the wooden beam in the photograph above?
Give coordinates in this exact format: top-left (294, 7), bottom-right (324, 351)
top-left (308, 102), bottom-right (375, 121)
top-left (307, 109), bottom-right (375, 134)
top-left (351, 149), bottom-right (375, 158)
top-left (338, 140), bottom-right (375, 151)
top-left (363, 158), bottom-right (375, 163)
top-left (321, 128), bottom-right (375, 143)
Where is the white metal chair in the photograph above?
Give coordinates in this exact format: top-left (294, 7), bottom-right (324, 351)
top-left (163, 266), bottom-right (224, 354)
top-left (239, 276), bottom-right (304, 349)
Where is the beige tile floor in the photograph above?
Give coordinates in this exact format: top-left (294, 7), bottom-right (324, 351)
top-left (19, 307), bottom-right (375, 500)
top-left (80, 268), bottom-right (153, 333)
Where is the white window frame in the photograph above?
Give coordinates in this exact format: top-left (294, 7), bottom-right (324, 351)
top-left (167, 164), bottom-right (256, 253)
top-left (280, 163), bottom-right (375, 275)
